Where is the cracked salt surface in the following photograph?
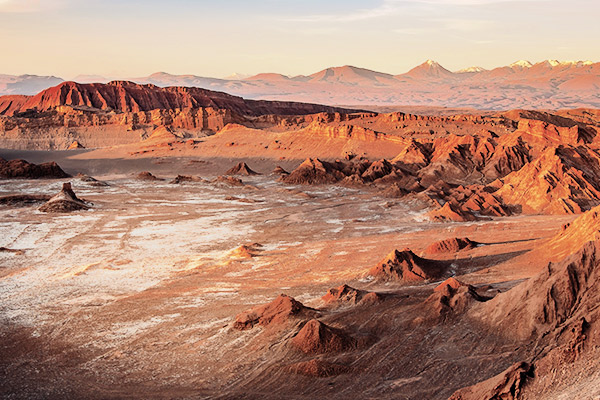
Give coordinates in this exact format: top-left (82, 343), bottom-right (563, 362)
top-left (0, 179), bottom-right (258, 327)
top-left (0, 175), bottom-right (429, 332)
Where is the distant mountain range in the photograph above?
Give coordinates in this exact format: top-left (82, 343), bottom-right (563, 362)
top-left (1, 60), bottom-right (599, 110)
top-left (0, 74), bottom-right (64, 96)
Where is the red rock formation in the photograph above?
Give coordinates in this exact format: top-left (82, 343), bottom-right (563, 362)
top-left (391, 139), bottom-right (431, 171)
top-left (225, 162), bottom-right (259, 176)
top-left (144, 126), bottom-right (180, 142)
top-left (0, 158), bottom-right (69, 179)
top-left (417, 134), bottom-right (483, 186)
top-left (424, 238), bottom-right (480, 254)
top-left (1, 104), bottom-right (240, 140)
top-left (169, 175), bottom-right (204, 184)
top-left (0, 81), bottom-right (361, 149)
top-left (272, 166), bottom-right (289, 175)
top-left (391, 130), bottom-right (531, 186)
top-left (39, 183), bottom-right (89, 213)
top-left (368, 248), bottom-right (448, 282)
top-left (476, 239), bottom-right (600, 341)
top-left (449, 362), bottom-right (534, 400)
top-left (339, 174), bottom-right (365, 186)
top-left (78, 174), bottom-right (109, 187)
top-left (2, 80), bottom-right (355, 117)
top-left (455, 233), bottom-right (600, 397)
top-left (0, 95), bottom-right (28, 116)
top-left (455, 186), bottom-right (509, 217)
top-left (426, 202), bottom-right (477, 222)
top-left (67, 140), bottom-right (85, 150)
top-left (495, 145), bottom-right (600, 214)
top-left (426, 277), bottom-right (490, 318)
top-left (321, 284), bottom-right (381, 306)
top-left (516, 117), bottom-right (594, 146)
top-left (479, 136), bottom-right (531, 180)
top-left (546, 205), bottom-right (600, 261)
top-left (426, 184), bottom-right (510, 221)
top-left (291, 319), bottom-right (357, 354)
top-left (213, 176), bottom-right (244, 186)
top-left (380, 182), bottom-right (409, 198)
top-left (280, 158), bottom-right (346, 184)
top-left (303, 121), bottom-right (387, 142)
top-left (372, 169), bottom-right (417, 187)
top-left (361, 159), bottom-right (393, 182)
top-left (434, 277), bottom-right (466, 292)
top-left (136, 171), bottom-right (163, 181)
top-left (233, 294), bottom-right (317, 330)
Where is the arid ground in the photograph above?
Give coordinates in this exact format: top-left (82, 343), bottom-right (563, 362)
top-left (0, 150), bottom-right (593, 399)
top-left (2, 82), bottom-right (600, 399)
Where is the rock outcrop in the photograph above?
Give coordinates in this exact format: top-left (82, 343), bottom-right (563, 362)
top-left (0, 158), bottom-right (69, 179)
top-left (380, 182), bottom-right (409, 198)
top-left (0, 80), bottom-right (358, 149)
top-left (448, 211), bottom-right (600, 398)
top-left (67, 141), bottom-right (84, 150)
top-left (546, 205), bottom-right (600, 261)
top-left (225, 162), bottom-right (259, 176)
top-left (2, 80), bottom-right (355, 117)
top-left (233, 295), bottom-right (318, 331)
top-left (426, 277), bottom-right (490, 318)
top-left (449, 362), bottom-right (534, 400)
top-left (136, 171), bottom-right (163, 181)
top-left (271, 166), bottom-right (289, 175)
top-left (476, 239), bottom-right (600, 341)
top-left (426, 202), bottom-right (477, 222)
top-left (321, 284), bottom-right (381, 306)
top-left (39, 183), bottom-right (89, 213)
top-left (291, 319), bottom-right (357, 354)
top-left (213, 175), bottom-right (244, 186)
top-left (368, 249), bottom-right (448, 282)
top-left (169, 175), bottom-right (204, 184)
top-left (495, 145), bottom-right (600, 214)
top-left (361, 159), bottom-right (393, 182)
top-left (280, 158), bottom-right (346, 184)
top-left (78, 174), bottom-right (109, 186)
top-left (424, 237), bottom-right (480, 254)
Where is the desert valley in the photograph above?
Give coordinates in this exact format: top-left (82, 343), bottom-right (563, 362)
top-left (1, 75), bottom-right (600, 399)
top-left (1, 0), bottom-right (600, 398)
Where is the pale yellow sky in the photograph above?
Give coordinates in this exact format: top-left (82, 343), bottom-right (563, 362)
top-left (1, 0), bottom-right (598, 79)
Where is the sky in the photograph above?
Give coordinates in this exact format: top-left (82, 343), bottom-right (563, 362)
top-left (0, 0), bottom-right (598, 79)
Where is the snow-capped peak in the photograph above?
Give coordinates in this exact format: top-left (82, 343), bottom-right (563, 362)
top-left (457, 66), bottom-right (486, 73)
top-left (509, 60), bottom-right (533, 68)
top-left (543, 60), bottom-right (594, 67)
